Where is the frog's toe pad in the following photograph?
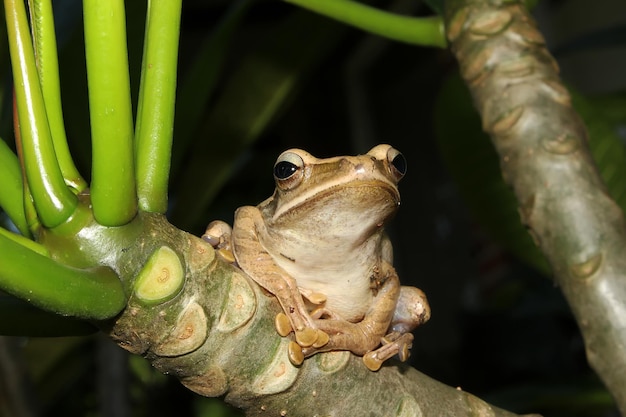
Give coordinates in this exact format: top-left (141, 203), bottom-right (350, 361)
top-left (295, 328), bottom-right (319, 347)
top-left (288, 341), bottom-right (304, 366)
top-left (275, 312), bottom-right (293, 337)
top-left (306, 292), bottom-right (327, 305)
top-left (216, 248), bottom-right (236, 264)
top-left (312, 329), bottom-right (329, 348)
top-left (363, 352), bottom-right (383, 371)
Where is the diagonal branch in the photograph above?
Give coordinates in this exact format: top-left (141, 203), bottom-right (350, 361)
top-left (444, 0), bottom-right (626, 413)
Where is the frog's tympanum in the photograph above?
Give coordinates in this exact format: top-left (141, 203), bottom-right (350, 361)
top-left (203, 145), bottom-right (430, 371)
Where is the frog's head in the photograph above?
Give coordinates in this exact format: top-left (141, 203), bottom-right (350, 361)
top-left (259, 145), bottom-right (406, 240)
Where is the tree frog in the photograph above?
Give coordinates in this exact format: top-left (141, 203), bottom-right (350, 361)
top-left (203, 145), bottom-right (430, 371)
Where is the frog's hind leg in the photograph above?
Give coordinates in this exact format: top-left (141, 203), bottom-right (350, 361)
top-left (304, 264), bottom-right (404, 363)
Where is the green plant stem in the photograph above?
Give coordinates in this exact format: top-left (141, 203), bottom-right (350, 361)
top-left (0, 139), bottom-right (29, 235)
top-left (83, 0), bottom-right (137, 226)
top-left (13, 99), bottom-right (42, 233)
top-left (4, 0), bottom-right (78, 229)
top-left (134, 0), bottom-right (182, 213)
top-left (0, 227), bottom-right (48, 256)
top-left (284, 0), bottom-right (446, 48)
top-left (0, 231), bottom-right (126, 320)
top-left (29, 0), bottom-right (87, 193)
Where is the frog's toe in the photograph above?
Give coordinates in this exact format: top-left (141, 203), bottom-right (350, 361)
top-left (362, 332), bottom-right (414, 371)
top-left (306, 292), bottom-right (327, 305)
top-left (201, 233), bottom-right (221, 247)
top-left (202, 221), bottom-right (233, 249)
top-left (383, 332), bottom-right (413, 362)
top-left (312, 329), bottom-right (329, 348)
top-left (275, 312), bottom-right (293, 337)
top-left (363, 352), bottom-right (384, 371)
top-left (295, 327), bottom-right (319, 347)
top-left (216, 248), bottom-right (236, 264)
top-left (288, 341), bottom-right (304, 366)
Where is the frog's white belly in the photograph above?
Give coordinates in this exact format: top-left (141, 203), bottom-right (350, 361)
top-left (272, 248), bottom-right (376, 322)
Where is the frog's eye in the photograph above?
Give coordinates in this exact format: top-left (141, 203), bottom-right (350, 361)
top-left (387, 147), bottom-right (406, 180)
top-left (274, 151), bottom-right (305, 190)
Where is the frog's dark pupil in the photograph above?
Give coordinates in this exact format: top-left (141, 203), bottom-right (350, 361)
top-left (274, 161), bottom-right (298, 179)
top-left (391, 153), bottom-right (407, 175)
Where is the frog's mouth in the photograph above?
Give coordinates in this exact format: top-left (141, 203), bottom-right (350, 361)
top-left (272, 179), bottom-right (400, 225)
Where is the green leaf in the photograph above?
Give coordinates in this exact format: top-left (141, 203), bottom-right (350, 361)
top-left (435, 73), bottom-right (626, 275)
top-left (171, 0), bottom-right (253, 176)
top-left (423, 0), bottom-right (444, 15)
top-left (0, 296), bottom-right (96, 336)
top-left (435, 73), bottom-right (549, 273)
top-left (170, 10), bottom-right (347, 231)
top-left (571, 91), bottom-right (626, 215)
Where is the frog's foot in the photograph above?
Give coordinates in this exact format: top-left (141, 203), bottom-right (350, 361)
top-left (300, 290), bottom-right (338, 320)
top-left (299, 288), bottom-right (327, 306)
top-left (286, 329), bottom-right (330, 366)
top-left (362, 332), bottom-right (414, 372)
top-left (275, 312), bottom-right (329, 366)
top-left (202, 221), bottom-right (237, 264)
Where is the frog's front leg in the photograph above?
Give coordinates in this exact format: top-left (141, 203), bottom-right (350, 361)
top-left (231, 206), bottom-right (326, 352)
top-left (202, 220), bottom-right (237, 264)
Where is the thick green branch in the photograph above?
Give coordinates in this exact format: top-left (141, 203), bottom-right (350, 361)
top-left (0, 230), bottom-right (126, 320)
top-left (104, 215), bottom-right (530, 417)
top-left (29, 0), bottom-right (87, 192)
top-left (444, 0), bottom-right (626, 413)
top-left (284, 0), bottom-right (446, 48)
top-left (4, 0), bottom-right (78, 229)
top-left (134, 0), bottom-right (182, 213)
top-left (83, 0), bottom-right (137, 226)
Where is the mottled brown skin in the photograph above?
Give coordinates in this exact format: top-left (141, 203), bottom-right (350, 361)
top-left (204, 145), bottom-right (430, 370)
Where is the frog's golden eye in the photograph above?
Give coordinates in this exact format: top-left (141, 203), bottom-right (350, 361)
top-left (387, 147), bottom-right (406, 180)
top-left (274, 151), bottom-right (305, 190)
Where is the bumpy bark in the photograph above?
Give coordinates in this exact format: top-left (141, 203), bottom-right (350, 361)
top-left (444, 0), bottom-right (626, 413)
top-left (46, 209), bottom-right (531, 417)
